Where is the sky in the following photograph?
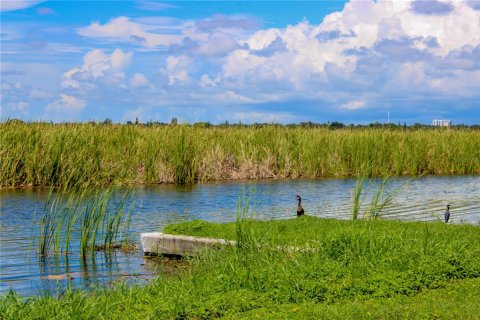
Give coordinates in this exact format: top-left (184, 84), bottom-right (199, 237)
top-left (1, 0), bottom-right (479, 125)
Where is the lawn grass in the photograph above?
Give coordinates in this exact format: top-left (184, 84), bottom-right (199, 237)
top-left (2, 217), bottom-right (479, 319)
top-left (2, 123), bottom-right (479, 189)
top-left (227, 278), bottom-right (480, 319)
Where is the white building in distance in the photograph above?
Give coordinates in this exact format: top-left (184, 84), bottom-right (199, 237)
top-left (432, 119), bottom-right (452, 127)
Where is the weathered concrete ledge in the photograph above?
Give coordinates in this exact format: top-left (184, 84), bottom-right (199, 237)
top-left (141, 232), bottom-right (319, 256)
top-left (141, 232), bottom-right (236, 256)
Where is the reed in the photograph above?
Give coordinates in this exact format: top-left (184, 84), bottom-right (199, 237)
top-left (37, 188), bottom-right (134, 258)
top-left (234, 191), bottom-right (256, 251)
top-left (351, 175), bottom-right (366, 220)
top-left (351, 175), bottom-right (416, 221)
top-left (1, 123), bottom-right (479, 189)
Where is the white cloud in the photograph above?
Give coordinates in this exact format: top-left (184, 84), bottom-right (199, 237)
top-left (340, 100), bottom-right (366, 110)
top-left (212, 0), bottom-right (480, 109)
top-left (233, 111), bottom-right (295, 123)
top-left (166, 55), bottom-right (192, 84)
top-left (62, 48), bottom-right (132, 89)
top-left (46, 94), bottom-right (86, 113)
top-left (0, 0), bottom-right (44, 12)
top-left (130, 72), bottom-right (150, 88)
top-left (78, 16), bottom-right (184, 48)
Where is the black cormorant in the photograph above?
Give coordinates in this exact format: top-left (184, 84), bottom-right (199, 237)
top-left (296, 195), bottom-right (304, 217)
top-left (445, 204), bottom-right (451, 223)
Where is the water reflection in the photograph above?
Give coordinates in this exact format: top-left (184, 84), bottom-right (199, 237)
top-left (1, 175), bottom-right (479, 296)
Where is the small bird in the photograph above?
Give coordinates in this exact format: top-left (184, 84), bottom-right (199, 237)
top-left (444, 204), bottom-right (451, 223)
top-left (296, 195), bottom-right (305, 217)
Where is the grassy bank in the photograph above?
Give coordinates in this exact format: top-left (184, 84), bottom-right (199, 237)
top-left (1, 123), bottom-right (479, 189)
top-left (2, 217), bottom-right (479, 319)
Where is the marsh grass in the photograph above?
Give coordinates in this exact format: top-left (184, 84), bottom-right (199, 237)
top-left (2, 123), bottom-right (479, 189)
top-left (351, 174), bottom-right (418, 220)
top-left (234, 192), bottom-right (257, 251)
top-left (37, 188), bottom-right (134, 258)
top-left (351, 175), bottom-right (366, 220)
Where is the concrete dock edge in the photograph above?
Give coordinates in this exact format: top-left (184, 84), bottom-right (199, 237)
top-left (140, 232), bottom-right (236, 256)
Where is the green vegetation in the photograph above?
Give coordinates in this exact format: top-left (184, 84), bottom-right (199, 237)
top-left (1, 122), bottom-right (479, 189)
top-left (3, 216), bottom-right (479, 319)
top-left (38, 188), bottom-right (134, 258)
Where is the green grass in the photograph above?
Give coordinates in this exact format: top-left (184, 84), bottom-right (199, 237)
top-left (38, 188), bottom-right (134, 258)
top-left (226, 278), bottom-right (480, 319)
top-left (1, 123), bottom-right (479, 189)
top-left (3, 217), bottom-right (479, 319)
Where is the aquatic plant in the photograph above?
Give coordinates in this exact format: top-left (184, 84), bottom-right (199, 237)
top-left (351, 175), bottom-right (367, 220)
top-left (351, 174), bottom-right (418, 221)
top-left (37, 188), bottom-right (135, 258)
top-left (234, 191), bottom-right (256, 251)
top-left (1, 123), bottom-right (479, 189)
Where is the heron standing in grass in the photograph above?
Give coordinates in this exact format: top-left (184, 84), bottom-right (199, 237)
top-left (445, 204), bottom-right (451, 223)
top-left (296, 195), bottom-right (305, 216)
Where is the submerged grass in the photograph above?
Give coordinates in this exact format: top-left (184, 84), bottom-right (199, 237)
top-left (2, 123), bottom-right (479, 188)
top-left (3, 216), bottom-right (480, 319)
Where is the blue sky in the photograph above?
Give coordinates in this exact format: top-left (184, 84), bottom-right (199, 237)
top-left (1, 0), bottom-right (479, 124)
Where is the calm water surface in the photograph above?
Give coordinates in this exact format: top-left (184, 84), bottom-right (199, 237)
top-left (1, 176), bottom-right (479, 297)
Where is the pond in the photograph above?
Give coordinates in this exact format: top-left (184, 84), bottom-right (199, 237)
top-left (1, 175), bottom-right (479, 297)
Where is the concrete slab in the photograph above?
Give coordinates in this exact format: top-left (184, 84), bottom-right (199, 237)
top-left (140, 232), bottom-right (236, 256)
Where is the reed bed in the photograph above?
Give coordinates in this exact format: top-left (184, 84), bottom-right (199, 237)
top-left (1, 122), bottom-right (479, 189)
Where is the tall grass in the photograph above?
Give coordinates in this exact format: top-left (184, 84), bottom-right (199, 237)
top-left (351, 175), bottom-right (366, 220)
top-left (37, 188), bottom-right (134, 258)
top-left (351, 175), bottom-right (416, 220)
top-left (1, 123), bottom-right (479, 189)
top-left (234, 191), bottom-right (256, 251)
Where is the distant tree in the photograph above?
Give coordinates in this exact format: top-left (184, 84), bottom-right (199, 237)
top-left (170, 117), bottom-right (178, 125)
top-left (103, 118), bottom-right (112, 125)
top-left (368, 122), bottom-right (382, 128)
top-left (329, 121), bottom-right (345, 129)
top-left (126, 121), bottom-right (133, 125)
top-left (135, 117), bottom-right (139, 125)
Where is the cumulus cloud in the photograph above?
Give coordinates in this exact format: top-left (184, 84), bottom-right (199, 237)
top-left (130, 72), bottom-right (150, 88)
top-left (46, 94), bottom-right (86, 113)
top-left (208, 0), bottom-right (480, 112)
top-left (411, 0), bottom-right (454, 15)
top-left (36, 0), bottom-right (480, 123)
top-left (77, 14), bottom-right (254, 57)
top-left (62, 48), bottom-right (132, 89)
top-left (165, 55), bottom-right (192, 84)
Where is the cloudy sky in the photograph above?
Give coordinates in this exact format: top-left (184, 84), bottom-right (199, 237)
top-left (1, 0), bottom-right (479, 124)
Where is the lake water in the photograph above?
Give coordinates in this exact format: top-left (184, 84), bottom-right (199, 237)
top-left (1, 175), bottom-right (479, 297)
